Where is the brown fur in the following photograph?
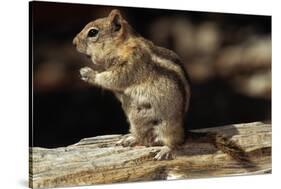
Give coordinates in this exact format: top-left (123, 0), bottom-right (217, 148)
top-left (73, 9), bottom-right (249, 162)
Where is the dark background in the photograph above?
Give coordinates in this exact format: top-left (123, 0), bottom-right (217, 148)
top-left (30, 1), bottom-right (271, 148)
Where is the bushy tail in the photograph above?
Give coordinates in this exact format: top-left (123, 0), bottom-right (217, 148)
top-left (185, 131), bottom-right (252, 164)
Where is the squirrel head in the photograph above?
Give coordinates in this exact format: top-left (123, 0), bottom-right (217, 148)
top-left (73, 9), bottom-right (135, 68)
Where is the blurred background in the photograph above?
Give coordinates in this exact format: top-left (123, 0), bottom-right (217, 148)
top-left (30, 2), bottom-right (271, 148)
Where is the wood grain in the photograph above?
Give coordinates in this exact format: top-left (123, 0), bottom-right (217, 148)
top-left (29, 122), bottom-right (271, 188)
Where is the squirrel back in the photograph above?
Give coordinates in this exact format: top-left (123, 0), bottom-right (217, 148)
top-left (73, 9), bottom-right (253, 163)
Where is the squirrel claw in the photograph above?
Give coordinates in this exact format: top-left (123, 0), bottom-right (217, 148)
top-left (154, 146), bottom-right (174, 161)
top-left (116, 135), bottom-right (138, 147)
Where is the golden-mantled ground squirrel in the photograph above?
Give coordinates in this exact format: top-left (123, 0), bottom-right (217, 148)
top-left (73, 9), bottom-right (250, 162)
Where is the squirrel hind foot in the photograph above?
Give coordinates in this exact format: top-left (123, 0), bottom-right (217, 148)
top-left (154, 146), bottom-right (174, 161)
top-left (116, 135), bottom-right (138, 147)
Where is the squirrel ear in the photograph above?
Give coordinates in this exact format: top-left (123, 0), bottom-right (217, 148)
top-left (108, 9), bottom-right (122, 32)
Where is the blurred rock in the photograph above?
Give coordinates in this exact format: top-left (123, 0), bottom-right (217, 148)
top-left (195, 22), bottom-right (221, 56)
top-left (232, 70), bottom-right (271, 99)
top-left (33, 43), bottom-right (93, 92)
top-left (149, 17), bottom-right (174, 48)
top-left (216, 36), bottom-right (271, 76)
top-left (172, 19), bottom-right (196, 59)
top-left (185, 56), bottom-right (215, 83)
top-left (34, 61), bottom-right (66, 92)
top-left (215, 36), bottom-right (271, 99)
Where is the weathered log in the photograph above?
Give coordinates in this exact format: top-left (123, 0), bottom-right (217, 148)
top-left (29, 122), bottom-right (271, 188)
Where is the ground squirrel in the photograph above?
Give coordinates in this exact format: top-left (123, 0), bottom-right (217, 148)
top-left (73, 9), bottom-right (250, 162)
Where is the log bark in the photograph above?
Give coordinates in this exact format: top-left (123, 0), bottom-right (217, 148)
top-left (29, 122), bottom-right (271, 188)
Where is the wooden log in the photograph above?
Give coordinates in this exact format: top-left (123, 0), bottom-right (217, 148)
top-left (29, 122), bottom-right (271, 188)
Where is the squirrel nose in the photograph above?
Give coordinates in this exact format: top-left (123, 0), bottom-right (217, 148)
top-left (73, 37), bottom-right (78, 46)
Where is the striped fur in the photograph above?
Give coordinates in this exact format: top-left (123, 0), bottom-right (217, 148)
top-left (74, 10), bottom-right (190, 160)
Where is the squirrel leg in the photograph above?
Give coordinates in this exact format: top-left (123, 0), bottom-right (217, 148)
top-left (80, 67), bottom-right (127, 91)
top-left (154, 121), bottom-right (185, 160)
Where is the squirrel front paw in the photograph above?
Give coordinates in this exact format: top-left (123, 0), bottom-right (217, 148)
top-left (80, 67), bottom-right (97, 83)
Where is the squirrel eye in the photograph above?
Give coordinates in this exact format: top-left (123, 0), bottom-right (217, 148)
top-left (87, 28), bottom-right (99, 37)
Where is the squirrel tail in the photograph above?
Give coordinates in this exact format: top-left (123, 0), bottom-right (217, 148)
top-left (185, 131), bottom-right (252, 163)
